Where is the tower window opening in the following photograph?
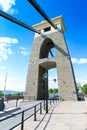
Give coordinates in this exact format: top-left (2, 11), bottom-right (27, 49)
top-left (44, 27), bottom-right (51, 32)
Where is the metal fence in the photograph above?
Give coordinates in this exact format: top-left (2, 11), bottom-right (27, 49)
top-left (0, 99), bottom-right (58, 130)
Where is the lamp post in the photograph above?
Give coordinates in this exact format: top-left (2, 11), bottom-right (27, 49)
top-left (43, 71), bottom-right (48, 113)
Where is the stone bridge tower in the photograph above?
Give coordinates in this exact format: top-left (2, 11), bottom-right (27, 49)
top-left (25, 16), bottom-right (78, 101)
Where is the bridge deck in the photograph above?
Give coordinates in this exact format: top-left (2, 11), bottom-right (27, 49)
top-left (16, 100), bottom-right (87, 130)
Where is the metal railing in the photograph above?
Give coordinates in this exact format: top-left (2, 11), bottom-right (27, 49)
top-left (0, 99), bottom-right (58, 130)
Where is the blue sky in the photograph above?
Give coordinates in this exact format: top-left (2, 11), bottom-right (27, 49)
top-left (0, 0), bottom-right (87, 91)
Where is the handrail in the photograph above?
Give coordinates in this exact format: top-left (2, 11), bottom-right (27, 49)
top-left (0, 101), bottom-right (43, 122)
top-left (0, 99), bottom-right (58, 130)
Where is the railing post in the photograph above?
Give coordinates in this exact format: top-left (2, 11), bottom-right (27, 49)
top-left (21, 111), bottom-right (24, 130)
top-left (53, 98), bottom-right (54, 104)
top-left (40, 102), bottom-right (42, 114)
top-left (16, 98), bottom-right (18, 107)
top-left (50, 100), bottom-right (51, 105)
top-left (34, 105), bottom-right (36, 121)
top-left (44, 100), bottom-right (45, 110)
top-left (46, 99), bottom-right (48, 113)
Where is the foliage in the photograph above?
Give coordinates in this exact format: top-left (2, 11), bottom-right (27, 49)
top-left (48, 88), bottom-right (58, 93)
top-left (82, 84), bottom-right (87, 95)
top-left (13, 92), bottom-right (23, 96)
top-left (53, 88), bottom-right (58, 93)
top-left (48, 88), bottom-right (53, 93)
top-left (0, 91), bottom-right (4, 96)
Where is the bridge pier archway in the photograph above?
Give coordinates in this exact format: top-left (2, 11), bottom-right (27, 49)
top-left (25, 16), bottom-right (78, 101)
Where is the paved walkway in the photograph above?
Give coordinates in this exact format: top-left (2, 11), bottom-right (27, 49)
top-left (16, 101), bottom-right (87, 130)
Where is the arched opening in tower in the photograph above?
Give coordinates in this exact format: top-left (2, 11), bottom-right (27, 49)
top-left (48, 68), bottom-right (58, 99)
top-left (38, 38), bottom-right (58, 100)
top-left (39, 38), bottom-right (55, 59)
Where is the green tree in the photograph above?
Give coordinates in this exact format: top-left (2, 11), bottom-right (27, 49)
top-left (48, 88), bottom-right (53, 93)
top-left (13, 92), bottom-right (20, 96)
top-left (0, 91), bottom-right (4, 96)
top-left (82, 84), bottom-right (87, 95)
top-left (53, 88), bottom-right (58, 93)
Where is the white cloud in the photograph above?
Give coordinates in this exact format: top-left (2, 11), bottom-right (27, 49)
top-left (79, 58), bottom-right (87, 64)
top-left (19, 46), bottom-right (29, 56)
top-left (0, 58), bottom-right (2, 62)
top-left (0, 51), bottom-right (8, 61)
top-left (2, 54), bottom-right (8, 60)
top-left (0, 37), bottom-right (18, 44)
top-left (0, 37), bottom-right (18, 62)
top-left (21, 51), bottom-right (29, 56)
top-left (7, 48), bottom-right (13, 54)
top-left (20, 47), bottom-right (26, 50)
top-left (71, 58), bottom-right (87, 64)
top-left (8, 8), bottom-right (18, 14)
top-left (48, 76), bottom-right (57, 83)
top-left (0, 0), bottom-right (18, 14)
top-left (0, 66), bottom-right (5, 70)
top-left (76, 79), bottom-right (87, 86)
top-left (48, 76), bottom-right (58, 89)
top-left (71, 58), bottom-right (78, 63)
